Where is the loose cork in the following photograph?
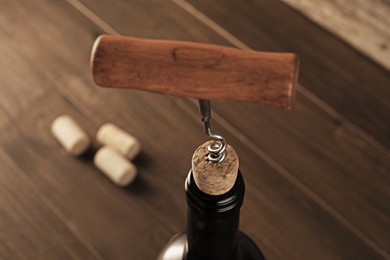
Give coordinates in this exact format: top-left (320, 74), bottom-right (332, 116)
top-left (191, 141), bottom-right (239, 195)
top-left (94, 146), bottom-right (137, 187)
top-left (51, 115), bottom-right (91, 156)
top-left (96, 123), bottom-right (141, 160)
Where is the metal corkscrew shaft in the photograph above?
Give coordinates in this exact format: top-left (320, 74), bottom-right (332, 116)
top-left (198, 99), bottom-right (227, 163)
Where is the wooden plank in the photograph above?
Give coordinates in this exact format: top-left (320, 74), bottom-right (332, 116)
top-left (177, 98), bottom-right (387, 260)
top-left (0, 0), bottom-right (72, 129)
top-left (76, 0), bottom-right (390, 256)
top-left (0, 1), bottom-right (182, 258)
top-left (0, 1), bottom-right (176, 258)
top-left (281, 0), bottom-right (390, 70)
top-left (0, 89), bottom-right (183, 259)
top-left (68, 0), bottom-right (386, 256)
top-left (182, 0), bottom-right (390, 150)
top-left (0, 0), bottom-right (383, 259)
top-left (212, 92), bottom-right (390, 254)
top-left (0, 87), bottom-right (383, 259)
top-left (0, 106), bottom-right (10, 130)
top-left (0, 154), bottom-right (98, 259)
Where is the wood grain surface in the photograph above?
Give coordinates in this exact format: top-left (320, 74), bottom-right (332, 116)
top-left (91, 34), bottom-right (298, 109)
top-left (0, 0), bottom-right (388, 259)
top-left (281, 0), bottom-right (390, 70)
top-left (182, 0), bottom-right (390, 150)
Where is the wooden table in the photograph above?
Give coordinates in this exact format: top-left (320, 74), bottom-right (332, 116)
top-left (0, 1), bottom-right (388, 259)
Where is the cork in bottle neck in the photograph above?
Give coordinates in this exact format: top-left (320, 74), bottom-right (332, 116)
top-left (191, 141), bottom-right (239, 195)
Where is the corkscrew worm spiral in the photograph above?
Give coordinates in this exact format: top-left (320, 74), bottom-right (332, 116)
top-left (198, 99), bottom-right (227, 163)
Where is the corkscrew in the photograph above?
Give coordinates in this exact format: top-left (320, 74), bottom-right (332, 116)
top-left (198, 99), bottom-right (226, 163)
top-left (91, 35), bottom-right (298, 160)
top-left (90, 35), bottom-right (298, 260)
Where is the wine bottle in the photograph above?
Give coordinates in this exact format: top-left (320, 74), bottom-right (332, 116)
top-left (158, 141), bottom-right (265, 260)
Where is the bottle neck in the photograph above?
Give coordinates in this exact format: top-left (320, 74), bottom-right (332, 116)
top-left (185, 170), bottom-right (245, 260)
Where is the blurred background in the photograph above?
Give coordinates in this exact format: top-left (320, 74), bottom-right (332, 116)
top-left (0, 0), bottom-right (389, 259)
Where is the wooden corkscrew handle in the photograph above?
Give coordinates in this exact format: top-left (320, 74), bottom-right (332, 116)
top-left (91, 34), bottom-right (299, 109)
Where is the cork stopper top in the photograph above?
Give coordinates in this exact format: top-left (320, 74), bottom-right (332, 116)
top-left (191, 140), bottom-right (239, 195)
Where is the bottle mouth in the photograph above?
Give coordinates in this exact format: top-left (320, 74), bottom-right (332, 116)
top-left (185, 170), bottom-right (245, 217)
